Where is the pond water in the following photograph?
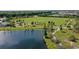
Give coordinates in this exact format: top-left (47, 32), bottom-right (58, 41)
top-left (0, 30), bottom-right (47, 49)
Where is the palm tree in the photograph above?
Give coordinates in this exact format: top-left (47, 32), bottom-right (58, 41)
top-left (51, 21), bottom-right (54, 32)
top-left (10, 20), bottom-right (16, 27)
top-left (60, 25), bottom-right (63, 30)
top-left (44, 23), bottom-right (48, 38)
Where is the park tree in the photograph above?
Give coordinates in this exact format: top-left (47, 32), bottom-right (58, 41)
top-left (31, 22), bottom-right (36, 27)
top-left (48, 21), bottom-right (51, 26)
top-left (10, 20), bottom-right (16, 27)
top-left (50, 21), bottom-right (54, 32)
top-left (47, 21), bottom-right (55, 32)
top-left (19, 20), bottom-right (25, 26)
top-left (60, 25), bottom-right (63, 30)
top-left (47, 21), bottom-right (52, 38)
top-left (44, 23), bottom-right (48, 38)
top-left (47, 21), bottom-right (51, 32)
top-left (31, 22), bottom-right (34, 25)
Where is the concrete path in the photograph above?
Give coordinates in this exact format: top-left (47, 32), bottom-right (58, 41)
top-left (50, 25), bottom-right (78, 49)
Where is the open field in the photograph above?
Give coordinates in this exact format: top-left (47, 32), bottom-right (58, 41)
top-left (0, 17), bottom-right (73, 31)
top-left (15, 17), bottom-right (70, 25)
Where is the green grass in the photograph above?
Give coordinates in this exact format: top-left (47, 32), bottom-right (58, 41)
top-left (15, 17), bottom-right (70, 25)
top-left (44, 37), bottom-right (57, 49)
top-left (55, 29), bottom-right (74, 48)
top-left (0, 26), bottom-right (43, 31)
top-left (55, 30), bottom-right (73, 41)
top-left (2, 17), bottom-right (72, 31)
top-left (73, 32), bottom-right (79, 48)
top-left (75, 40), bottom-right (79, 48)
top-left (55, 29), bottom-right (79, 48)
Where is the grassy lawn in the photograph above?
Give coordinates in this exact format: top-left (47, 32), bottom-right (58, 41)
top-left (0, 25), bottom-right (43, 31)
top-left (55, 30), bottom-right (73, 41)
top-left (55, 29), bottom-right (79, 48)
top-left (44, 37), bottom-right (57, 49)
top-left (73, 32), bottom-right (79, 47)
top-left (15, 17), bottom-right (70, 25)
top-left (55, 29), bottom-right (73, 48)
top-left (0, 17), bottom-right (72, 31)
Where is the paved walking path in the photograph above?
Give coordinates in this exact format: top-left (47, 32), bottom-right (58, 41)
top-left (52, 27), bottom-right (60, 35)
top-left (51, 26), bottom-right (78, 49)
top-left (51, 27), bottom-right (64, 48)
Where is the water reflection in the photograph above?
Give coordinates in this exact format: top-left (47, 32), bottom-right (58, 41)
top-left (0, 30), bottom-right (46, 49)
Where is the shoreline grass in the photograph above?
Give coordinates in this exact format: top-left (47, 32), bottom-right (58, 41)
top-left (43, 37), bottom-right (57, 49)
top-left (0, 26), bottom-right (43, 31)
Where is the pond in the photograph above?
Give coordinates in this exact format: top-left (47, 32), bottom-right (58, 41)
top-left (0, 29), bottom-right (47, 49)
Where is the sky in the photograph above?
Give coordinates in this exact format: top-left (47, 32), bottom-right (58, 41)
top-left (0, 0), bottom-right (78, 10)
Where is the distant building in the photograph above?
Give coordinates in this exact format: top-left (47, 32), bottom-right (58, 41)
top-left (0, 17), bottom-right (8, 27)
top-left (33, 15), bottom-right (38, 17)
top-left (0, 17), bottom-right (7, 23)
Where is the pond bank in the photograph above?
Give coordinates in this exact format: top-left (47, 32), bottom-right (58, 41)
top-left (0, 26), bottom-right (43, 31)
top-left (43, 36), bottom-right (57, 49)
